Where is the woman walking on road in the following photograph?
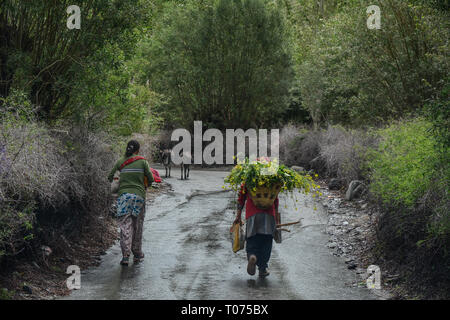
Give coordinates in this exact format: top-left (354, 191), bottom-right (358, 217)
top-left (108, 140), bottom-right (153, 266)
top-left (234, 184), bottom-right (279, 278)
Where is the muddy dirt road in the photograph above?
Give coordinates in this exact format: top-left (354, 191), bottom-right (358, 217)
top-left (66, 169), bottom-right (379, 300)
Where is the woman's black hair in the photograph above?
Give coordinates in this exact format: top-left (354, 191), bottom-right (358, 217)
top-left (125, 140), bottom-right (140, 157)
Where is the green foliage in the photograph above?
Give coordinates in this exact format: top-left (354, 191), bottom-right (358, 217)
top-left (224, 157), bottom-right (320, 196)
top-left (367, 119), bottom-right (439, 208)
top-left (423, 78), bottom-right (450, 153)
top-left (292, 0), bottom-right (449, 127)
top-left (0, 288), bottom-right (15, 300)
top-left (0, 202), bottom-right (36, 260)
top-left (144, 0), bottom-right (294, 129)
top-left (426, 182), bottom-right (449, 240)
top-left (0, 0), bottom-right (154, 121)
top-left (370, 118), bottom-right (449, 295)
top-left (62, 43), bottom-right (164, 135)
top-left (421, 80), bottom-right (450, 253)
top-left (0, 88), bottom-right (34, 124)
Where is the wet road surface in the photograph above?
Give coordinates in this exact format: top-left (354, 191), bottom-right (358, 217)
top-left (66, 169), bottom-right (379, 300)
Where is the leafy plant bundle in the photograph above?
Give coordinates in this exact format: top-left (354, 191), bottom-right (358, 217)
top-left (224, 157), bottom-right (320, 197)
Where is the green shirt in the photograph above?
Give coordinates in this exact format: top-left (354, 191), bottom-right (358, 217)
top-left (108, 155), bottom-right (154, 199)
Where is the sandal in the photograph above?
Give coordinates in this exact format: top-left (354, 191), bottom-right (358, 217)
top-left (133, 253), bottom-right (145, 263)
top-left (259, 268), bottom-right (270, 278)
top-left (120, 256), bottom-right (129, 266)
top-left (247, 255), bottom-right (257, 276)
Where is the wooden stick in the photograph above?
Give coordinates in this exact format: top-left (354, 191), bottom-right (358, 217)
top-left (276, 219), bottom-right (302, 228)
top-left (277, 228), bottom-right (290, 232)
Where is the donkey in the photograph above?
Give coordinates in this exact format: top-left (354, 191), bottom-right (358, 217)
top-left (160, 149), bottom-right (172, 178)
top-left (179, 150), bottom-right (191, 180)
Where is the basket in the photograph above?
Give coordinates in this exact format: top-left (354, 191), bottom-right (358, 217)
top-left (249, 184), bottom-right (282, 210)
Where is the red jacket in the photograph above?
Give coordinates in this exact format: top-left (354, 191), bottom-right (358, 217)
top-left (237, 184), bottom-right (279, 220)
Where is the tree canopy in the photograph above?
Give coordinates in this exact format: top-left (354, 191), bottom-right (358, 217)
top-left (141, 0), bottom-right (294, 130)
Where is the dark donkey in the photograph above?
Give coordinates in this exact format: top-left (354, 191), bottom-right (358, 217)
top-left (160, 149), bottom-right (172, 178)
top-left (161, 149), bottom-right (190, 180)
top-left (179, 150), bottom-right (191, 180)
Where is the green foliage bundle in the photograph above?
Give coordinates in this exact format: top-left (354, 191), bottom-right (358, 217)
top-left (224, 157), bottom-right (320, 196)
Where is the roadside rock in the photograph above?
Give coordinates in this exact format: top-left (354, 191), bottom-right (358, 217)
top-left (23, 285), bottom-right (32, 295)
top-left (41, 245), bottom-right (52, 257)
top-left (328, 178), bottom-right (344, 190)
top-left (347, 263), bottom-right (357, 270)
top-left (345, 180), bottom-right (365, 201)
top-left (345, 257), bottom-right (355, 263)
top-left (327, 242), bottom-right (337, 249)
top-left (353, 185), bottom-right (366, 199)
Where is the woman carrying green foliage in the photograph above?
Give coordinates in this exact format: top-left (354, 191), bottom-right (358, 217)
top-left (234, 182), bottom-right (279, 278)
top-left (108, 140), bottom-right (154, 266)
top-left (227, 157), bottom-right (319, 278)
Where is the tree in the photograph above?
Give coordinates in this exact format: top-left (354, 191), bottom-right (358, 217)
top-left (294, 0), bottom-right (449, 127)
top-left (0, 0), bottom-right (153, 121)
top-left (144, 0), bottom-right (294, 130)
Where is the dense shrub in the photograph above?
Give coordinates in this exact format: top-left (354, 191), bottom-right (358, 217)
top-left (368, 119), bottom-right (449, 296)
top-left (279, 124), bottom-right (324, 168)
top-left (423, 78), bottom-right (450, 174)
top-left (318, 125), bottom-right (375, 183)
top-left (130, 132), bottom-right (160, 162)
top-left (367, 119), bottom-right (439, 208)
top-left (280, 124), bottom-right (373, 183)
top-left (280, 124), bottom-right (310, 167)
top-left (0, 104), bottom-right (117, 261)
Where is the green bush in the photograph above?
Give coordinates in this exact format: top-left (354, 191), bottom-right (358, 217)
top-left (0, 288), bottom-right (15, 300)
top-left (368, 119), bottom-right (439, 208)
top-left (368, 118), bottom-right (449, 296)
